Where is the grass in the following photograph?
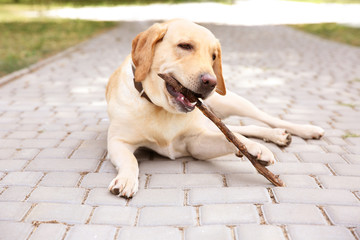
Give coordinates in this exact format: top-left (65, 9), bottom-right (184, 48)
top-left (292, 23), bottom-right (360, 47)
top-left (0, 4), bottom-right (117, 77)
top-left (342, 131), bottom-right (360, 139)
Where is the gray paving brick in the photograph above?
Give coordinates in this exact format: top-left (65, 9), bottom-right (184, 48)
top-left (186, 161), bottom-right (256, 174)
top-left (139, 206), bottom-right (196, 226)
top-left (129, 188), bottom-right (184, 206)
top-left (298, 152), bottom-right (346, 163)
top-left (36, 148), bottom-right (73, 159)
top-left (117, 227), bottom-right (182, 240)
top-left (284, 144), bottom-right (325, 153)
top-left (91, 206), bottom-right (137, 225)
top-left (343, 154), bottom-right (360, 164)
top-left (139, 160), bottom-right (183, 174)
top-left (318, 175), bottom-right (360, 191)
top-left (58, 139), bottom-right (82, 149)
top-left (80, 172), bottom-right (116, 188)
top-left (185, 225), bottom-right (233, 240)
top-left (98, 160), bottom-right (117, 173)
top-left (236, 225), bottom-right (286, 240)
top-left (0, 159), bottom-right (28, 172)
top-left (274, 152), bottom-right (299, 162)
top-left (29, 223), bottom-right (67, 240)
top-left (65, 224), bottom-right (117, 240)
top-left (268, 163), bottom-right (331, 175)
top-left (280, 175), bottom-right (319, 188)
top-left (200, 204), bottom-right (259, 225)
top-left (85, 188), bottom-right (127, 206)
top-left (26, 158), bottom-right (99, 172)
top-left (70, 147), bottom-right (106, 159)
top-left (21, 139), bottom-right (60, 148)
top-left (324, 205), bottom-right (360, 227)
top-left (37, 131), bottom-right (68, 139)
top-left (0, 139), bottom-right (21, 148)
top-left (67, 131), bottom-right (98, 140)
top-left (26, 203), bottom-right (93, 224)
top-left (263, 203), bottom-right (326, 225)
top-left (287, 225), bottom-right (355, 240)
top-left (28, 186), bottom-right (86, 204)
top-left (7, 131), bottom-right (38, 139)
top-left (0, 222), bottom-right (33, 240)
top-left (330, 164), bottom-right (360, 177)
top-left (39, 172), bottom-right (81, 187)
top-left (324, 145), bottom-right (346, 154)
top-left (0, 171), bottom-right (43, 186)
top-left (0, 186), bottom-right (32, 201)
top-left (225, 173), bottom-right (273, 187)
top-left (0, 149), bottom-right (15, 159)
top-left (0, 201), bottom-right (32, 221)
top-left (12, 148), bottom-right (41, 160)
top-left (148, 174), bottom-right (223, 189)
top-left (189, 187), bottom-right (270, 205)
top-left (273, 187), bottom-right (359, 205)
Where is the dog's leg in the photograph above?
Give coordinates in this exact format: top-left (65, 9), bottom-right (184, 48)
top-left (186, 130), bottom-right (275, 165)
top-left (227, 125), bottom-right (292, 147)
top-left (205, 91), bottom-right (324, 139)
top-left (107, 136), bottom-right (139, 198)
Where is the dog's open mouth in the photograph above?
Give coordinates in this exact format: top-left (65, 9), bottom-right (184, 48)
top-left (164, 77), bottom-right (202, 113)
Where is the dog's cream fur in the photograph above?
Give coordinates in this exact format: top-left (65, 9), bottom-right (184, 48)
top-left (106, 19), bottom-right (324, 198)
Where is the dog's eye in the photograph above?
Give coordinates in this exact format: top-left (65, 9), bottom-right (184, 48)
top-left (178, 43), bottom-right (193, 50)
top-left (212, 54), bottom-right (216, 61)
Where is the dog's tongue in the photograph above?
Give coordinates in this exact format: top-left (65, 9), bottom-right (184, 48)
top-left (176, 93), bottom-right (195, 109)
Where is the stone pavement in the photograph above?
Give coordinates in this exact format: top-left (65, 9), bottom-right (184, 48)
top-left (0, 21), bottom-right (360, 240)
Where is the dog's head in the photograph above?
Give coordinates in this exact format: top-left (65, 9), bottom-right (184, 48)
top-left (132, 19), bottom-right (226, 114)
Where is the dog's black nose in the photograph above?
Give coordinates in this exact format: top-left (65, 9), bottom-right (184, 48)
top-left (200, 73), bottom-right (217, 90)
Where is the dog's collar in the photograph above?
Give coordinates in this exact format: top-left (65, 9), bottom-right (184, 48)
top-left (131, 63), bottom-right (153, 104)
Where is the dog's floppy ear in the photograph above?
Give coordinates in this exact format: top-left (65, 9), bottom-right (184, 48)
top-left (131, 23), bottom-right (168, 82)
top-left (214, 42), bottom-right (226, 95)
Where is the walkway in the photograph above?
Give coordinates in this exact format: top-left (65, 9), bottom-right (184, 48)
top-left (0, 21), bottom-right (360, 239)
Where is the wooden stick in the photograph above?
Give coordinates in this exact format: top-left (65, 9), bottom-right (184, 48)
top-left (158, 73), bottom-right (285, 187)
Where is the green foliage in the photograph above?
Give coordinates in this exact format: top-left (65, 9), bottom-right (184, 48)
top-left (292, 23), bottom-right (360, 47)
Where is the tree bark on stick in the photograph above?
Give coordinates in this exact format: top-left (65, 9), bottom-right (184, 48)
top-left (158, 73), bottom-right (285, 187)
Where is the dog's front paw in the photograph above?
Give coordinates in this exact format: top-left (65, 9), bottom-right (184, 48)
top-left (296, 125), bottom-right (325, 139)
top-left (268, 128), bottom-right (292, 147)
top-left (108, 173), bottom-right (139, 199)
top-left (245, 141), bottom-right (275, 166)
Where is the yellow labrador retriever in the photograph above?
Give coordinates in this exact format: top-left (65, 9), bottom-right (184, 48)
top-left (106, 19), bottom-right (324, 198)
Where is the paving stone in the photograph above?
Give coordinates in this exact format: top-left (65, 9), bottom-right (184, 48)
top-left (21, 139), bottom-right (60, 148)
top-left (0, 149), bottom-right (15, 159)
top-left (324, 205), bottom-right (360, 227)
top-left (29, 223), bottom-right (67, 240)
top-left (148, 174), bottom-right (223, 189)
top-left (117, 227), bottom-right (182, 240)
top-left (330, 164), bottom-right (360, 177)
top-left (129, 188), bottom-right (184, 206)
top-left (263, 203), bottom-right (326, 225)
top-left (343, 154), bottom-right (360, 164)
top-left (0, 186), bottom-right (32, 201)
top-left (185, 225), bottom-right (233, 240)
top-left (298, 152), bottom-right (346, 163)
top-left (0, 159), bottom-right (28, 172)
top-left (274, 152), bottom-right (299, 163)
top-left (318, 175), bottom-right (360, 191)
top-left (324, 145), bottom-right (347, 154)
top-left (28, 186), bottom-right (86, 204)
top-left (0, 222), bottom-right (33, 240)
top-left (0, 202), bottom-right (32, 221)
top-left (26, 203), bottom-right (93, 224)
top-left (0, 139), bottom-right (21, 148)
top-left (267, 163), bottom-right (331, 175)
top-left (284, 144), bottom-right (325, 153)
top-left (7, 131), bottom-right (38, 139)
top-left (236, 225), bottom-right (286, 240)
top-left (188, 187), bottom-right (270, 205)
top-left (70, 147), bottom-right (106, 159)
top-left (280, 175), bottom-right (320, 188)
top-left (186, 161), bottom-right (256, 174)
top-left (36, 148), bottom-right (73, 159)
top-left (273, 187), bottom-right (359, 205)
top-left (80, 172), bottom-right (116, 188)
top-left (139, 206), bottom-right (196, 226)
top-left (12, 149), bottom-right (41, 160)
top-left (85, 188), bottom-right (127, 206)
top-left (200, 204), bottom-right (259, 225)
top-left (225, 173), bottom-right (273, 187)
top-left (39, 172), bottom-right (81, 187)
top-left (287, 225), bottom-right (355, 240)
top-left (0, 171), bottom-right (43, 186)
top-left (67, 131), bottom-right (98, 140)
top-left (139, 160), bottom-right (183, 174)
top-left (26, 158), bottom-right (99, 172)
top-left (90, 206), bottom-right (137, 225)
top-left (65, 224), bottom-right (117, 240)
top-left (58, 139), bottom-right (82, 149)
top-left (98, 160), bottom-right (117, 173)
top-left (37, 131), bottom-right (68, 139)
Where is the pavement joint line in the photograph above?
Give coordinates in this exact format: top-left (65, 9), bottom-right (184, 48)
top-left (325, 163), bottom-right (337, 176)
top-left (85, 206), bottom-right (96, 224)
top-left (144, 174), bottom-right (151, 189)
top-left (195, 206), bottom-right (201, 226)
top-left (81, 189), bottom-right (91, 205)
top-left (349, 227), bottom-right (360, 240)
top-left (267, 188), bottom-right (277, 204)
top-left (76, 172), bottom-right (89, 187)
top-left (24, 174), bottom-right (46, 201)
top-left (183, 189), bottom-right (189, 206)
top-left (178, 226), bottom-right (185, 240)
top-left (256, 204), bottom-right (266, 225)
top-left (228, 225), bottom-right (236, 240)
top-left (222, 174), bottom-right (228, 187)
top-left (21, 203), bottom-right (37, 222)
top-left (310, 174), bottom-right (323, 189)
top-left (317, 205), bottom-right (333, 226)
top-left (280, 225), bottom-right (290, 240)
top-left (353, 191), bottom-right (360, 202)
top-left (133, 207), bottom-right (142, 227)
top-left (113, 227), bottom-right (121, 240)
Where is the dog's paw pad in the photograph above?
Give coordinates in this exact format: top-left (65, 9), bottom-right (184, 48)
top-left (109, 174), bottom-right (139, 198)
